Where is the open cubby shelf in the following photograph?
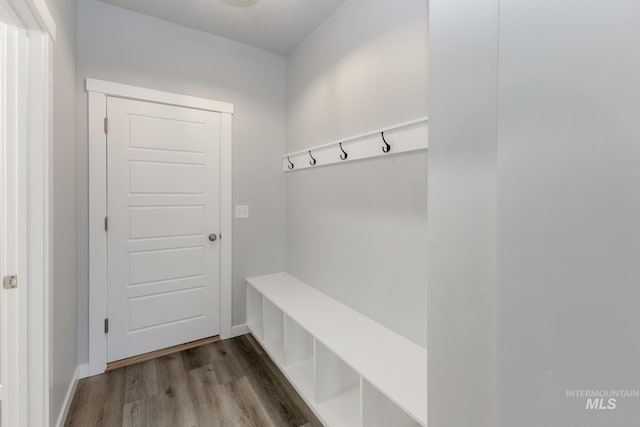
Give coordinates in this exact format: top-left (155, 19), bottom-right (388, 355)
top-left (246, 273), bottom-right (427, 427)
top-left (315, 341), bottom-right (361, 426)
top-left (363, 379), bottom-right (422, 427)
top-left (285, 359), bottom-right (315, 401)
top-left (283, 315), bottom-right (315, 399)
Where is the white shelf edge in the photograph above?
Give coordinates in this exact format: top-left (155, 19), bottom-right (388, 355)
top-left (282, 117), bottom-right (428, 172)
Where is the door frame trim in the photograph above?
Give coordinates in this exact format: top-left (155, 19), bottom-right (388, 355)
top-left (0, 16), bottom-right (52, 427)
top-left (86, 79), bottom-right (234, 377)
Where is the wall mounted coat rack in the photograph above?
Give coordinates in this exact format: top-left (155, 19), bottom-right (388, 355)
top-left (282, 116), bottom-right (428, 172)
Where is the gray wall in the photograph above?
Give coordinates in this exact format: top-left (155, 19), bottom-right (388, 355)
top-left (429, 0), bottom-right (640, 425)
top-left (497, 0), bottom-right (640, 425)
top-left (47, 0), bottom-right (79, 424)
top-left (427, 0), bottom-right (498, 426)
top-left (76, 0), bottom-right (287, 364)
top-left (286, 0), bottom-right (428, 348)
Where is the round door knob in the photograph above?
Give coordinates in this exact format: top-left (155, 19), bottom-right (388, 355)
top-left (208, 233), bottom-right (218, 242)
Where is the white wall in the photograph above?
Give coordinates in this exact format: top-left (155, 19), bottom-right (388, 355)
top-left (286, 0), bottom-right (428, 348)
top-left (76, 0), bottom-right (287, 364)
top-left (497, 0), bottom-right (640, 425)
top-left (427, 0), bottom-right (498, 426)
top-left (46, 0), bottom-right (79, 424)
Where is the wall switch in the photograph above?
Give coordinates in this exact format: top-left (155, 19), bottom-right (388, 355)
top-left (235, 205), bottom-right (249, 219)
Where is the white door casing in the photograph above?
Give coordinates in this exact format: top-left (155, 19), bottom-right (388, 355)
top-left (88, 79), bottom-right (233, 375)
top-left (0, 11), bottom-right (52, 427)
top-left (107, 97), bottom-right (221, 362)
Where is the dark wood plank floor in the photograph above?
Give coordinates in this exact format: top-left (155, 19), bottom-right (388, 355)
top-left (64, 335), bottom-right (322, 427)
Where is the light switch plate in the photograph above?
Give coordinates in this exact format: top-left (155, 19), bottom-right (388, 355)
top-left (235, 205), bottom-right (249, 219)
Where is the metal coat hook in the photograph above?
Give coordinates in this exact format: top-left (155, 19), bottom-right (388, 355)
top-left (309, 150), bottom-right (317, 166)
top-left (287, 156), bottom-right (294, 169)
top-left (381, 131), bottom-right (391, 153)
top-left (339, 142), bottom-right (348, 160)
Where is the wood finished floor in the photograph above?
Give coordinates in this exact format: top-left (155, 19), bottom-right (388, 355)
top-left (64, 335), bottom-right (322, 427)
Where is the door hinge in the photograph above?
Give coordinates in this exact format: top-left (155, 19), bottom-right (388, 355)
top-left (105, 217), bottom-right (109, 231)
top-left (104, 318), bottom-right (109, 334)
top-left (3, 275), bottom-right (17, 289)
top-left (104, 117), bottom-right (109, 134)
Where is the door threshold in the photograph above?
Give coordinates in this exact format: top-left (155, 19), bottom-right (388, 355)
top-left (106, 335), bottom-right (221, 371)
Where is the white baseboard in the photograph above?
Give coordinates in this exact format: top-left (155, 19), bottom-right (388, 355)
top-left (54, 365), bottom-right (83, 427)
top-left (230, 324), bottom-right (249, 338)
top-left (77, 364), bottom-right (89, 380)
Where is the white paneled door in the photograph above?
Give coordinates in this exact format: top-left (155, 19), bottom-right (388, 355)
top-left (106, 97), bottom-right (221, 362)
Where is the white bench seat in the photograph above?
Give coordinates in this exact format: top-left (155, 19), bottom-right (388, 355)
top-left (246, 272), bottom-right (427, 427)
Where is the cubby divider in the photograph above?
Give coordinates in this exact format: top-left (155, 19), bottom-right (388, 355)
top-left (314, 341), bottom-right (361, 426)
top-left (262, 298), bottom-right (285, 363)
top-left (283, 316), bottom-right (315, 400)
top-left (362, 379), bottom-right (421, 427)
top-left (284, 315), bottom-right (314, 366)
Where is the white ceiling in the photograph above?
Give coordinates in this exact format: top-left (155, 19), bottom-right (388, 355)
top-left (97, 0), bottom-right (347, 55)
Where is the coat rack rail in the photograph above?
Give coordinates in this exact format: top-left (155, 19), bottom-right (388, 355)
top-left (282, 116), bottom-right (428, 172)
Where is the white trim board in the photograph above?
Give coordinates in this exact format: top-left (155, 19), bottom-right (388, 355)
top-left (87, 79), bottom-right (234, 377)
top-left (2, 0), bottom-right (55, 39)
top-left (282, 117), bottom-right (428, 172)
top-left (0, 22), bottom-right (52, 426)
top-left (86, 79), bottom-right (233, 114)
top-left (0, 2), bottom-right (54, 426)
top-left (0, 24), bottom-right (51, 427)
top-left (219, 113), bottom-right (233, 343)
top-left (24, 0), bottom-right (55, 39)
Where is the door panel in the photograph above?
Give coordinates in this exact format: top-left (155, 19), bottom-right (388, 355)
top-left (129, 287), bottom-right (205, 331)
top-left (129, 161), bottom-right (204, 194)
top-left (107, 97), bottom-right (220, 362)
top-left (129, 206), bottom-right (205, 239)
top-left (129, 246), bottom-right (205, 285)
top-left (129, 114), bottom-right (205, 153)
